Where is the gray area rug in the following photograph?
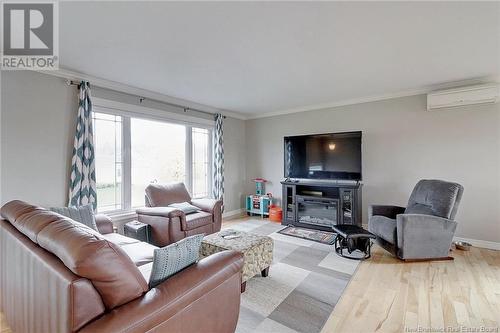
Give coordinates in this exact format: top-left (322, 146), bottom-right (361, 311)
top-left (225, 220), bottom-right (359, 333)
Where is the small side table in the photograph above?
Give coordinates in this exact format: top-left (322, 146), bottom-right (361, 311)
top-left (332, 225), bottom-right (376, 260)
top-left (124, 221), bottom-right (151, 243)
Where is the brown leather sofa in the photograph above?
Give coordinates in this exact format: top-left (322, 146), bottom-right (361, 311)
top-left (0, 200), bottom-right (243, 333)
top-left (137, 183), bottom-right (222, 246)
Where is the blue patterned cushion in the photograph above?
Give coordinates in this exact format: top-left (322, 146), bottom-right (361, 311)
top-left (49, 205), bottom-right (98, 231)
top-left (149, 234), bottom-right (204, 288)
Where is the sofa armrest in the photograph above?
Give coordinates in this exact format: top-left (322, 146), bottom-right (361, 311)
top-left (136, 207), bottom-right (185, 218)
top-left (79, 250), bottom-right (244, 333)
top-left (191, 198), bottom-right (222, 214)
top-left (396, 214), bottom-right (457, 260)
top-left (95, 214), bottom-right (114, 234)
top-left (368, 205), bottom-right (406, 219)
top-left (192, 198), bottom-right (223, 232)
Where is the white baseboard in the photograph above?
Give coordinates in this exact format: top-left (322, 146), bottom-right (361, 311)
top-left (223, 208), bottom-right (244, 219)
top-left (453, 236), bottom-right (500, 251)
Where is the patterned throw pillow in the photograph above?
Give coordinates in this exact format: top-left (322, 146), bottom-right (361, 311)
top-left (49, 205), bottom-right (98, 232)
top-left (149, 234), bottom-right (204, 288)
top-left (168, 202), bottom-right (200, 215)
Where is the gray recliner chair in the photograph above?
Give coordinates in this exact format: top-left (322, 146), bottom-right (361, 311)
top-left (368, 179), bottom-right (464, 260)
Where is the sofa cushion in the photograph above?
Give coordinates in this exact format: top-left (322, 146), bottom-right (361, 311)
top-left (368, 215), bottom-right (397, 244)
top-left (185, 211), bottom-right (213, 230)
top-left (138, 262), bottom-right (153, 281)
top-left (37, 220), bottom-right (149, 310)
top-left (101, 232), bottom-right (141, 246)
top-left (0, 200), bottom-right (41, 222)
top-left (119, 241), bottom-right (157, 267)
top-left (99, 229), bottom-right (156, 267)
top-left (145, 183), bottom-right (191, 207)
top-left (9, 209), bottom-right (61, 243)
top-left (0, 200), bottom-right (149, 310)
top-left (148, 234), bottom-right (204, 288)
top-left (50, 205), bottom-right (98, 231)
top-left (136, 206), bottom-right (184, 218)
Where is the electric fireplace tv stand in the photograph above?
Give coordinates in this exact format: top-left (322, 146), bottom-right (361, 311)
top-left (281, 180), bottom-right (362, 231)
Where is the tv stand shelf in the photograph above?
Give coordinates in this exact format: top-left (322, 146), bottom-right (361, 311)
top-left (281, 180), bottom-right (362, 231)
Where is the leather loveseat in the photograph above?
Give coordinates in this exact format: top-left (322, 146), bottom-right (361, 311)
top-left (137, 183), bottom-right (222, 246)
top-left (0, 200), bottom-right (243, 333)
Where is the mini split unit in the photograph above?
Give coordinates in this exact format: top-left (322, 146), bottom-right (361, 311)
top-left (427, 83), bottom-right (500, 110)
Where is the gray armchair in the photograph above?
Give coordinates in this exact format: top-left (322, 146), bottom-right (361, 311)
top-left (368, 179), bottom-right (464, 260)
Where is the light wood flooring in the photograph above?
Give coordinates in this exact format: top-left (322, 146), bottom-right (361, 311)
top-left (1, 217), bottom-right (499, 333)
top-left (227, 216), bottom-right (500, 332)
top-left (321, 241), bottom-right (500, 332)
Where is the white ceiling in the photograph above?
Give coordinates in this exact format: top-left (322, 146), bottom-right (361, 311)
top-left (60, 1), bottom-right (500, 117)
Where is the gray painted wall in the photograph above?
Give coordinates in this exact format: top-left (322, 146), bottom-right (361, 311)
top-left (0, 71), bottom-right (246, 213)
top-left (245, 95), bottom-right (500, 243)
top-left (2, 70), bottom-right (499, 243)
top-left (223, 116), bottom-right (247, 213)
top-left (1, 71), bottom-right (77, 207)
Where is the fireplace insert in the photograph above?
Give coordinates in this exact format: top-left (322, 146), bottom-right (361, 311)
top-left (296, 195), bottom-right (339, 228)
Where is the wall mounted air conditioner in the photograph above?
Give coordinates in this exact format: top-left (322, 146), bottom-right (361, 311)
top-left (427, 83), bottom-right (500, 110)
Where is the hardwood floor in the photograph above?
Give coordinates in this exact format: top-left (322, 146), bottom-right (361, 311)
top-left (321, 243), bottom-right (500, 333)
top-left (229, 217), bottom-right (500, 332)
top-left (1, 217), bottom-right (498, 333)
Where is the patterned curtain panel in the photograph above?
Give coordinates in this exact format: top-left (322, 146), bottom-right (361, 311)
top-left (68, 81), bottom-right (97, 210)
top-left (213, 113), bottom-right (225, 211)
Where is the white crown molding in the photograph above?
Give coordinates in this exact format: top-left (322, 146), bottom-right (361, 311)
top-left (246, 75), bottom-right (500, 120)
top-left (35, 69), bottom-right (499, 121)
top-left (34, 68), bottom-right (249, 120)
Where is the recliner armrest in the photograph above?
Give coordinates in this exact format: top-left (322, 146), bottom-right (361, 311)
top-left (79, 250), bottom-right (244, 333)
top-left (369, 205), bottom-right (406, 219)
top-left (136, 207), bottom-right (185, 218)
top-left (396, 213), bottom-right (457, 260)
top-left (396, 213), bottom-right (457, 235)
top-left (95, 214), bottom-right (114, 234)
top-left (191, 198), bottom-right (222, 214)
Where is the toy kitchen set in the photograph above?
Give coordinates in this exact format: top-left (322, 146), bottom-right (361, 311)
top-left (245, 178), bottom-right (272, 218)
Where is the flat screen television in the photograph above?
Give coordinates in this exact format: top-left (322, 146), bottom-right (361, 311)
top-left (284, 131), bottom-right (362, 181)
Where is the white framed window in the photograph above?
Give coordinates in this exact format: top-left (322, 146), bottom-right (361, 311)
top-left (92, 100), bottom-right (213, 213)
top-left (93, 112), bottom-right (123, 212)
top-left (191, 127), bottom-right (211, 198)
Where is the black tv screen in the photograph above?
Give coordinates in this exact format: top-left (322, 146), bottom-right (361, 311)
top-left (284, 131), bottom-right (362, 181)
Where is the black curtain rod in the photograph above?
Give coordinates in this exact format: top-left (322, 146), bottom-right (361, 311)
top-left (66, 79), bottom-right (226, 119)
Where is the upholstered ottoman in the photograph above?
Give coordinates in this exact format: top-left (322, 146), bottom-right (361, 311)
top-left (200, 230), bottom-right (273, 292)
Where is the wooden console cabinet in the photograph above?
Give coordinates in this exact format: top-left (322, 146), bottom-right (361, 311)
top-left (281, 180), bottom-right (362, 231)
